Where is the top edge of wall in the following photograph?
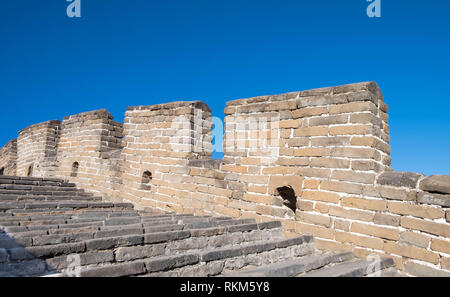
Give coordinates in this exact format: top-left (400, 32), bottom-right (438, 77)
top-left (126, 101), bottom-right (211, 113)
top-left (18, 119), bottom-right (61, 135)
top-left (62, 109), bottom-right (113, 122)
top-left (226, 81), bottom-right (382, 107)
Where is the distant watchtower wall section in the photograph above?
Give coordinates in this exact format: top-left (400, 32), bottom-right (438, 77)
top-left (221, 82), bottom-right (391, 220)
top-left (119, 101), bottom-right (213, 210)
top-left (16, 120), bottom-right (60, 177)
top-left (1, 81), bottom-right (450, 276)
top-left (55, 109), bottom-right (124, 201)
top-left (0, 139), bottom-right (17, 175)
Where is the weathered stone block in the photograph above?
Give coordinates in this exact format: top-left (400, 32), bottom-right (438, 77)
top-left (388, 200), bottom-right (444, 219)
top-left (80, 262), bottom-right (146, 277)
top-left (419, 175), bottom-right (450, 194)
top-left (145, 254), bottom-right (199, 272)
top-left (403, 261), bottom-right (450, 277)
top-left (116, 244), bottom-right (165, 262)
top-left (377, 171), bottom-right (422, 189)
top-left (417, 192), bottom-right (450, 207)
top-left (373, 213), bottom-right (400, 227)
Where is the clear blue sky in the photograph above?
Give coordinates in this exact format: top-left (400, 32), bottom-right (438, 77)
top-left (1, 0), bottom-right (449, 175)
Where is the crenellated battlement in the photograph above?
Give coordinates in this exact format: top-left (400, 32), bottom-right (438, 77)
top-left (1, 81), bottom-right (449, 276)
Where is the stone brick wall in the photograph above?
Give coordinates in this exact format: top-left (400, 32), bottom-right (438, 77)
top-left (0, 139), bottom-right (17, 175)
top-left (54, 109), bottom-right (124, 201)
top-left (118, 101), bottom-right (215, 212)
top-left (16, 120), bottom-right (60, 177)
top-left (1, 81), bottom-right (449, 275)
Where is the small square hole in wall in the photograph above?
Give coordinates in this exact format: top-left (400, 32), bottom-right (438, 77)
top-left (141, 171), bottom-right (152, 191)
top-left (0, 168), bottom-right (4, 175)
top-left (71, 162), bottom-right (79, 177)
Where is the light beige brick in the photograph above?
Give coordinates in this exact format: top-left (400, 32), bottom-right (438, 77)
top-left (310, 136), bottom-right (350, 147)
top-left (331, 147), bottom-right (379, 160)
top-left (329, 101), bottom-right (377, 115)
top-left (320, 180), bottom-right (362, 195)
top-left (399, 231), bottom-right (430, 249)
top-left (292, 107), bottom-right (328, 118)
top-left (295, 222), bottom-right (334, 240)
top-left (255, 204), bottom-right (273, 216)
top-left (296, 212), bottom-right (332, 228)
top-left (276, 157), bottom-right (309, 166)
top-left (401, 217), bottom-right (450, 238)
top-left (242, 193), bottom-right (272, 204)
top-left (293, 126), bottom-right (328, 137)
top-left (329, 125), bottom-right (373, 136)
top-left (314, 202), bottom-right (330, 214)
top-left (308, 115), bottom-right (348, 127)
top-left (286, 138), bottom-right (309, 147)
top-left (309, 158), bottom-right (350, 169)
top-left (297, 200), bottom-right (314, 211)
top-left (431, 238), bottom-right (450, 254)
top-left (373, 213), bottom-right (400, 227)
top-left (314, 238), bottom-right (352, 252)
top-left (279, 119), bottom-right (302, 128)
top-left (442, 257), bottom-right (450, 271)
top-left (331, 170), bottom-right (376, 184)
top-left (335, 231), bottom-right (384, 250)
top-left (351, 222), bottom-right (399, 240)
top-left (329, 205), bottom-right (374, 222)
top-left (383, 241), bottom-right (440, 265)
top-left (303, 179), bottom-right (320, 190)
top-left (248, 185), bottom-right (267, 194)
top-left (294, 147), bottom-right (331, 157)
top-left (262, 166), bottom-right (295, 175)
top-left (296, 167), bottom-right (331, 179)
top-left (387, 201), bottom-right (445, 219)
top-left (335, 219), bottom-right (350, 231)
top-left (302, 190), bottom-right (340, 203)
top-left (221, 165), bottom-right (247, 173)
top-left (341, 196), bottom-right (386, 211)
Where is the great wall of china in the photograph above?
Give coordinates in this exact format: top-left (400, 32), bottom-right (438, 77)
top-left (1, 81), bottom-right (449, 277)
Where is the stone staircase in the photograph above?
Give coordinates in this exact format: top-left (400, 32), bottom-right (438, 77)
top-left (0, 175), bottom-right (398, 277)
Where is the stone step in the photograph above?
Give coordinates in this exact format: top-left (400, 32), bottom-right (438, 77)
top-left (0, 196), bottom-right (102, 202)
top-left (0, 190), bottom-right (93, 196)
top-left (75, 235), bottom-right (314, 277)
top-left (0, 193), bottom-right (94, 200)
top-left (2, 221), bottom-right (285, 275)
top-left (299, 257), bottom-right (395, 277)
top-left (224, 252), bottom-right (354, 277)
top-left (0, 185), bottom-right (81, 192)
top-left (1, 212), bottom-right (236, 234)
top-left (0, 176), bottom-right (73, 187)
top-left (0, 201), bottom-right (133, 212)
top-left (6, 219), bottom-right (276, 250)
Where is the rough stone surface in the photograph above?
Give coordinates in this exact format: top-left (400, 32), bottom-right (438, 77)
top-left (420, 175), bottom-right (450, 194)
top-left (1, 81), bottom-right (450, 277)
top-left (403, 261), bottom-right (450, 277)
top-left (417, 192), bottom-right (450, 207)
top-left (377, 172), bottom-right (423, 189)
